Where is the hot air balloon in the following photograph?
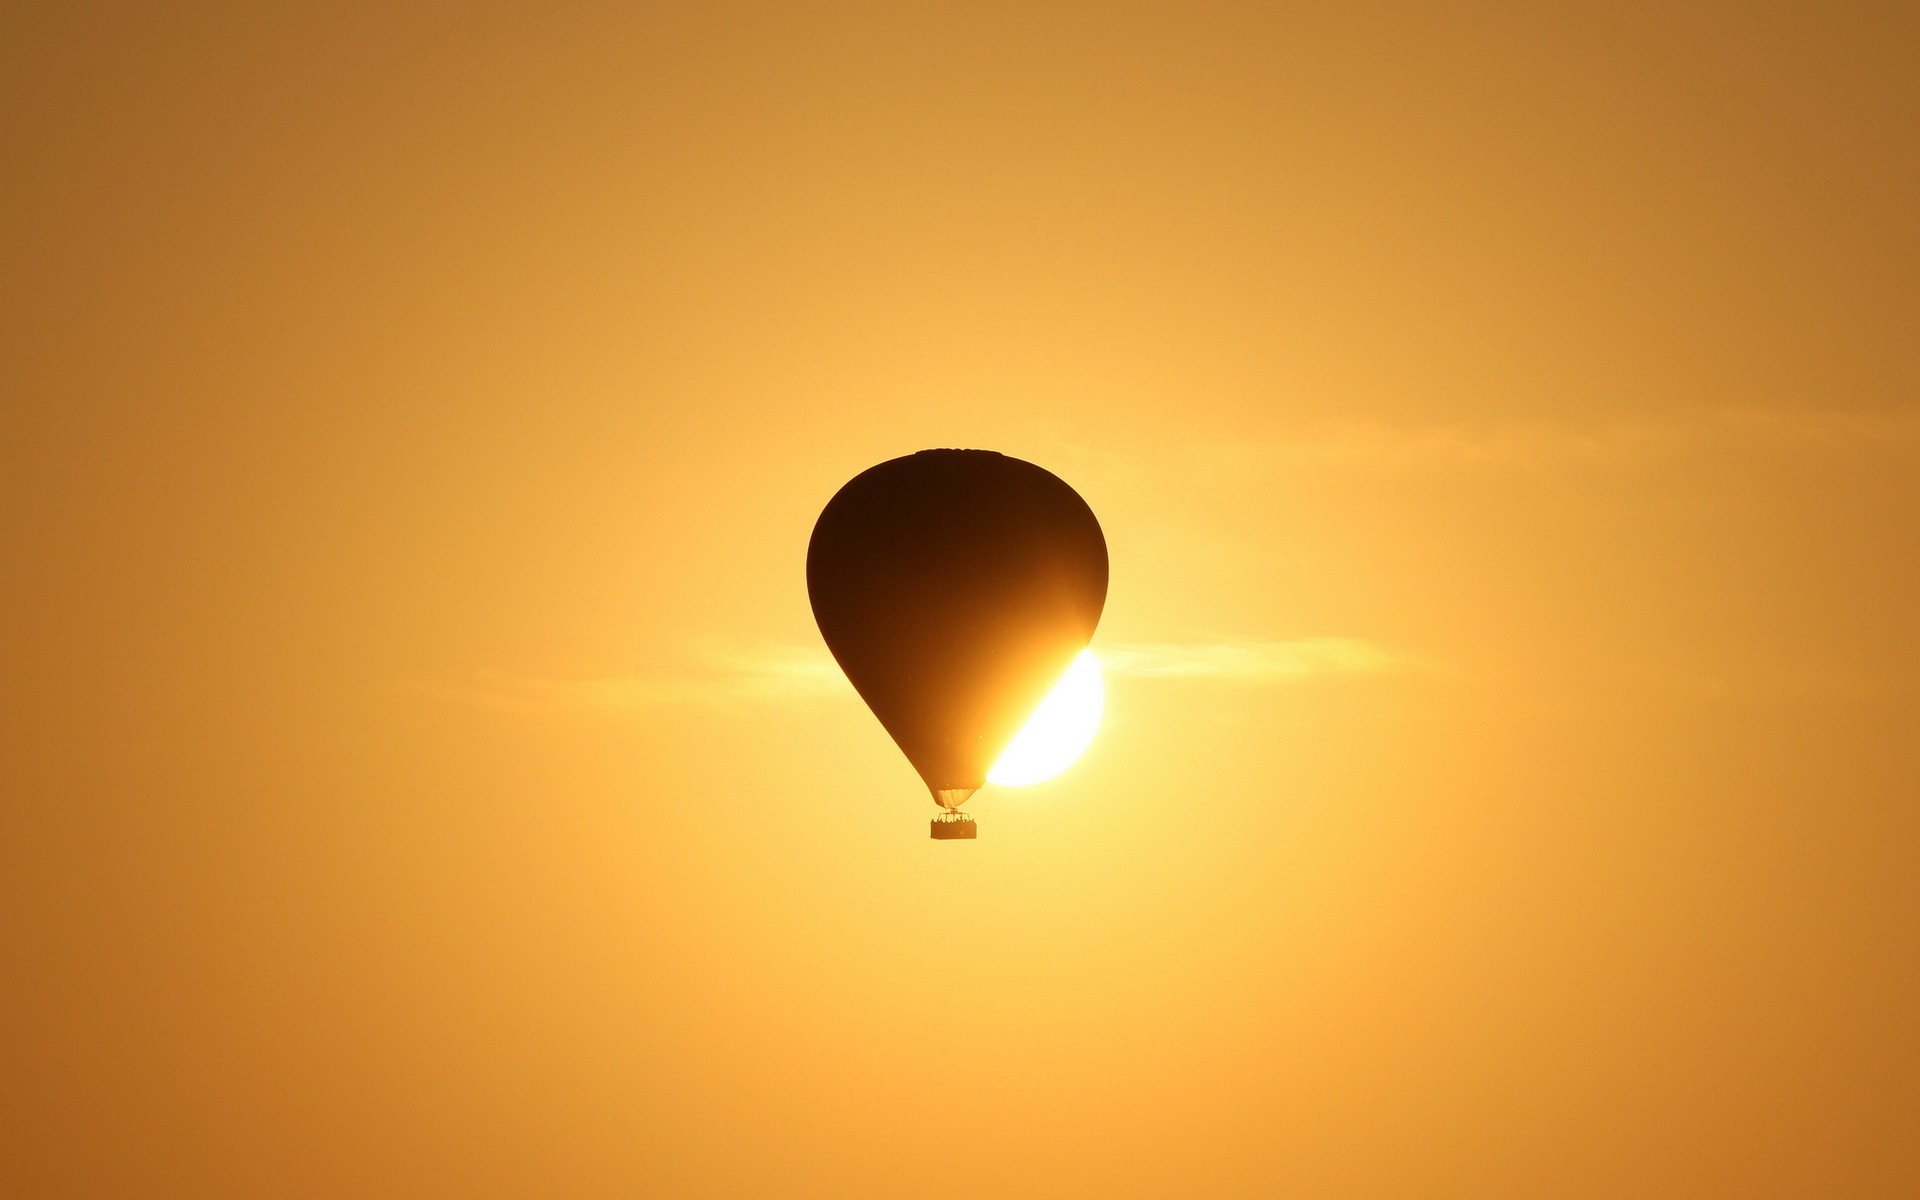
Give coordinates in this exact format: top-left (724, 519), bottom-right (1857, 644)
top-left (807, 449), bottom-right (1108, 839)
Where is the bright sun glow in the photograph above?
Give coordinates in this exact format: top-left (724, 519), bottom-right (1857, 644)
top-left (988, 649), bottom-right (1104, 787)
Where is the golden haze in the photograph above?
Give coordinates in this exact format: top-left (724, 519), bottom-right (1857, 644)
top-left (4, 3), bottom-right (1915, 1198)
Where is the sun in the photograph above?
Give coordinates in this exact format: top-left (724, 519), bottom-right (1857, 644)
top-left (988, 649), bottom-right (1105, 787)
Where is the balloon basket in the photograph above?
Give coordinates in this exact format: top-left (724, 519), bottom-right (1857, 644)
top-left (930, 812), bottom-right (977, 840)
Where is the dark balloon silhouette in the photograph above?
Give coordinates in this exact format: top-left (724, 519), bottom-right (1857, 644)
top-left (807, 449), bottom-right (1108, 839)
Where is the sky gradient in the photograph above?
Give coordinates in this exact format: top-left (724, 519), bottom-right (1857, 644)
top-left (6, 3), bottom-right (1916, 1196)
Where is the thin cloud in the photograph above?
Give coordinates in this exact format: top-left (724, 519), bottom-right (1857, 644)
top-left (421, 641), bottom-right (842, 715)
top-left (426, 636), bottom-right (1407, 714)
top-left (1101, 637), bottom-right (1407, 681)
top-left (1270, 420), bottom-right (1686, 470)
top-left (1711, 405), bottom-right (1920, 450)
top-left (1141, 406), bottom-right (1920, 479)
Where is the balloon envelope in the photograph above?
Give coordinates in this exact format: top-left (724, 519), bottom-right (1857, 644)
top-left (807, 449), bottom-right (1108, 806)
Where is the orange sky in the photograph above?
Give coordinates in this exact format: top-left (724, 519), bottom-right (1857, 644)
top-left (5, 3), bottom-right (1916, 1196)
